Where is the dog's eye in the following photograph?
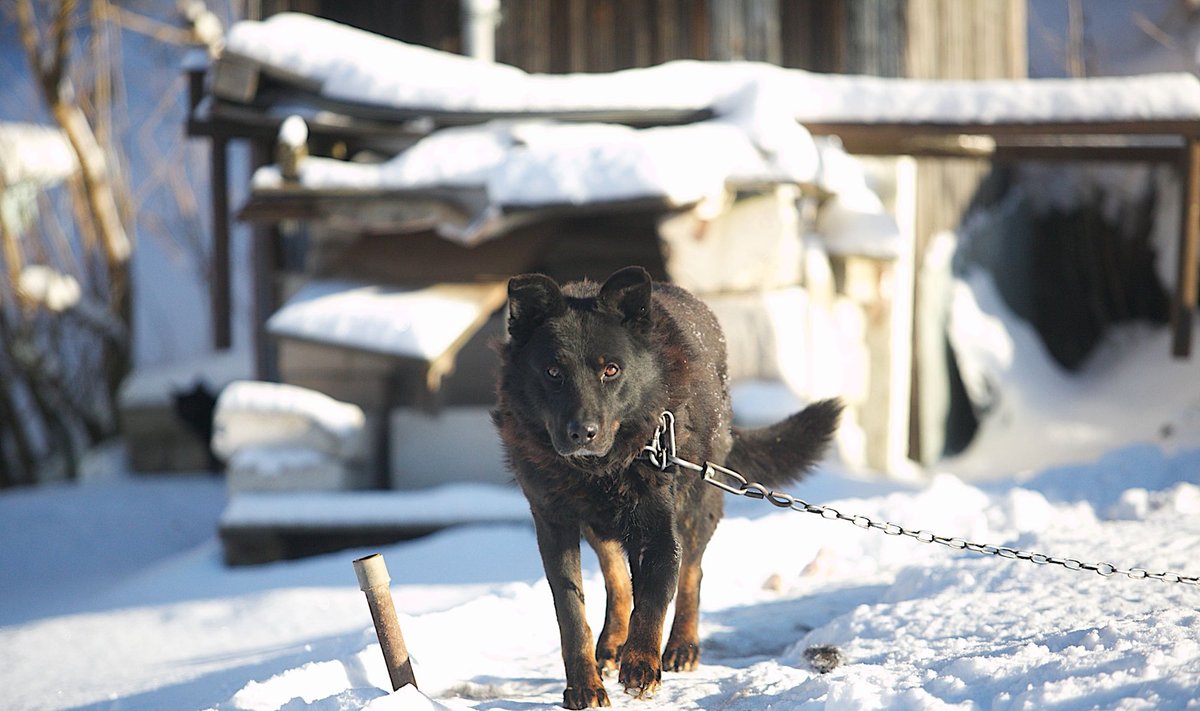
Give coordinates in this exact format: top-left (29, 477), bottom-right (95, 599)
top-left (546, 365), bottom-right (562, 380)
top-left (602, 363), bottom-right (621, 379)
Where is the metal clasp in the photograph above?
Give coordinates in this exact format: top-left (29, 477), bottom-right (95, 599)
top-left (640, 410), bottom-right (677, 470)
top-left (702, 462), bottom-right (749, 495)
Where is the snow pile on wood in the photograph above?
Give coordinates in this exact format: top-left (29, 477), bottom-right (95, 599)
top-left (213, 380), bottom-right (367, 491)
top-left (0, 123), bottom-right (77, 189)
top-left (250, 108), bottom-right (820, 215)
top-left (232, 12), bottom-right (1200, 251)
top-left (226, 13), bottom-right (1200, 125)
top-left (266, 280), bottom-right (506, 363)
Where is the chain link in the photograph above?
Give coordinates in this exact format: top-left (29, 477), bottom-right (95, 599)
top-left (637, 411), bottom-right (1200, 587)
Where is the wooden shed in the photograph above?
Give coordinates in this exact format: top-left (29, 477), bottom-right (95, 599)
top-left (182, 1), bottom-right (1200, 482)
top-left (187, 1), bottom-right (1034, 476)
top-left (179, 1), bottom-right (1200, 564)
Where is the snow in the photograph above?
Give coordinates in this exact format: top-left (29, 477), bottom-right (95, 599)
top-left (227, 13), bottom-right (1200, 125)
top-left (17, 265), bottom-right (82, 312)
top-left (278, 115), bottom-right (309, 148)
top-left (945, 269), bottom-right (1200, 479)
top-left (251, 113), bottom-right (820, 218)
top-left (6, 6), bottom-right (1200, 710)
top-left (0, 122), bottom-right (77, 188)
top-left (4, 442), bottom-right (1200, 710)
top-left (213, 380), bottom-right (366, 461)
top-left (220, 483), bottom-right (530, 529)
top-left (238, 13), bottom-right (1200, 241)
top-left (789, 71), bottom-right (1200, 124)
top-left (266, 280), bottom-right (505, 362)
top-left (118, 348), bottom-right (253, 409)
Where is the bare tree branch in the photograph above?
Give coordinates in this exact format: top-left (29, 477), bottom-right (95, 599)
top-left (50, 0), bottom-right (76, 94)
top-left (9, 0), bottom-right (134, 483)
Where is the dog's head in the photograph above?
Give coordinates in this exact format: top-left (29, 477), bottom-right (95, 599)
top-left (504, 266), bottom-right (662, 460)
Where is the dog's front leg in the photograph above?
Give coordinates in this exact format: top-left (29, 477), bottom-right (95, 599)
top-left (584, 527), bottom-right (632, 675)
top-left (533, 513), bottom-right (609, 709)
top-left (619, 529), bottom-right (680, 698)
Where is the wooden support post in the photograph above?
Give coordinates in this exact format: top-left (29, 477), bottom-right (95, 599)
top-left (1173, 138), bottom-right (1200, 358)
top-left (210, 137), bottom-right (232, 350)
top-left (353, 553), bottom-right (418, 691)
top-left (249, 140), bottom-right (280, 381)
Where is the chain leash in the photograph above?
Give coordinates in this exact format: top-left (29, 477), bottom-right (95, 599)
top-left (638, 411), bottom-right (1200, 586)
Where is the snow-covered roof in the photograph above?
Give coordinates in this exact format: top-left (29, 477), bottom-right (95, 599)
top-left (265, 279), bottom-right (507, 364)
top-left (226, 13), bottom-right (1200, 126)
top-left (231, 13), bottom-right (1200, 248)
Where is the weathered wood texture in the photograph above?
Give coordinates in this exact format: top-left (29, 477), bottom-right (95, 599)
top-left (262, 0), bottom-right (462, 51)
top-left (906, 0), bottom-right (1028, 258)
top-left (903, 0), bottom-right (1027, 463)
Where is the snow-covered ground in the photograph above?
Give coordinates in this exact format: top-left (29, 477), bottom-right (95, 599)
top-left (3, 438), bottom-right (1200, 710)
top-left (4, 3), bottom-right (1200, 709)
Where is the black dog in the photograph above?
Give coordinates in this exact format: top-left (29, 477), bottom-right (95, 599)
top-left (494, 266), bottom-right (841, 708)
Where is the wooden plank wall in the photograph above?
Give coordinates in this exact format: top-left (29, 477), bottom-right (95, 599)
top-left (495, 0), bottom-right (799, 71)
top-left (904, 0), bottom-right (1027, 463)
top-left (907, 0), bottom-right (1027, 249)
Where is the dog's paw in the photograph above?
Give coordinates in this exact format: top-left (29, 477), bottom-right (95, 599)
top-left (618, 650), bottom-right (662, 698)
top-left (662, 641), bottom-right (700, 672)
top-left (563, 682), bottom-right (610, 709)
top-left (596, 643), bottom-right (623, 675)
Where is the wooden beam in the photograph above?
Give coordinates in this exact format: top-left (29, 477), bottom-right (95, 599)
top-left (805, 119), bottom-right (1200, 139)
top-left (819, 136), bottom-right (1186, 163)
top-left (249, 140), bottom-right (279, 381)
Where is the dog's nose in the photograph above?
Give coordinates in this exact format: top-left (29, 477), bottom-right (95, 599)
top-left (568, 421), bottom-right (599, 443)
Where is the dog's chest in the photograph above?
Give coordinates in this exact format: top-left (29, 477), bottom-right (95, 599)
top-left (545, 464), bottom-right (674, 533)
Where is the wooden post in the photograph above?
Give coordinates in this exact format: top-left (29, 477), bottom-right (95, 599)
top-left (1173, 138), bottom-right (1200, 358)
top-left (353, 553), bottom-right (417, 691)
top-left (210, 136), bottom-right (231, 350)
top-left (249, 140), bottom-right (279, 381)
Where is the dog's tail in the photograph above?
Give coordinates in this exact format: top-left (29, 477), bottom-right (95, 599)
top-left (725, 398), bottom-right (843, 488)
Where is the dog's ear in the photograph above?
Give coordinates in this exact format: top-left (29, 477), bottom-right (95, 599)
top-left (507, 273), bottom-right (564, 342)
top-left (598, 266), bottom-right (652, 329)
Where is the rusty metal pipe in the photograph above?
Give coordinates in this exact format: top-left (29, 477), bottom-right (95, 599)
top-left (353, 553), bottom-right (417, 691)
